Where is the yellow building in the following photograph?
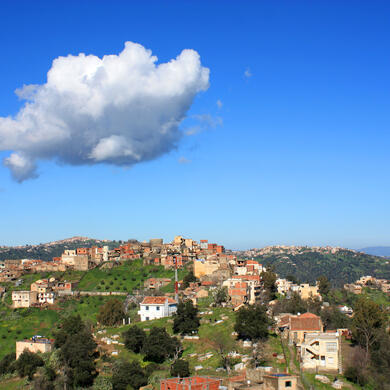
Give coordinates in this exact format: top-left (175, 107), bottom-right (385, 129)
top-left (12, 291), bottom-right (38, 308)
top-left (298, 283), bottom-right (321, 300)
top-left (193, 259), bottom-right (219, 278)
top-left (299, 332), bottom-right (341, 373)
top-left (16, 337), bottom-right (53, 359)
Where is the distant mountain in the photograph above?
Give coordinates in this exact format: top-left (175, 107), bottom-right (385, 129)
top-left (359, 247), bottom-right (390, 258)
top-left (0, 237), bottom-right (118, 261)
top-left (236, 245), bottom-right (390, 287)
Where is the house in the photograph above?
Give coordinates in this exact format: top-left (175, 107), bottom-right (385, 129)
top-left (263, 373), bottom-right (298, 390)
top-left (193, 258), bottom-right (220, 278)
top-left (297, 284), bottom-right (321, 300)
top-left (16, 336), bottom-right (53, 359)
top-left (344, 283), bottom-right (362, 294)
top-left (138, 296), bottom-right (177, 322)
top-left (299, 332), bottom-right (341, 373)
top-left (278, 312), bottom-right (323, 344)
top-left (12, 291), bottom-right (38, 308)
top-left (144, 278), bottom-right (171, 290)
top-left (276, 279), bottom-right (293, 295)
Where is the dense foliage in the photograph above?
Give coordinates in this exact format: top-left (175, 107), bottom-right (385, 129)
top-left (234, 304), bottom-right (270, 341)
top-left (123, 326), bottom-right (146, 353)
top-left (54, 314), bottom-right (97, 388)
top-left (142, 327), bottom-right (182, 363)
top-left (15, 350), bottom-right (44, 380)
top-left (112, 360), bottom-right (148, 390)
top-left (255, 249), bottom-right (390, 286)
top-left (170, 359), bottom-right (190, 378)
top-left (182, 270), bottom-right (198, 288)
top-left (173, 300), bottom-right (200, 335)
top-left (97, 299), bottom-right (125, 326)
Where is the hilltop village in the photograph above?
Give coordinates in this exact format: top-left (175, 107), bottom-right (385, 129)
top-left (0, 236), bottom-right (389, 390)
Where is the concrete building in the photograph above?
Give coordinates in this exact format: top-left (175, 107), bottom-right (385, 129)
top-left (16, 336), bottom-right (53, 359)
top-left (12, 291), bottom-right (38, 308)
top-left (297, 284), bottom-right (321, 300)
top-left (138, 296), bottom-right (177, 322)
top-left (263, 373), bottom-right (298, 390)
top-left (299, 332), bottom-right (341, 373)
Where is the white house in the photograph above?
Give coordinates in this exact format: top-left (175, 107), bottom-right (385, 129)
top-left (138, 296), bottom-right (177, 322)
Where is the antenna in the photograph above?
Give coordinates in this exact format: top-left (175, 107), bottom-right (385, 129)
top-left (174, 254), bottom-right (179, 302)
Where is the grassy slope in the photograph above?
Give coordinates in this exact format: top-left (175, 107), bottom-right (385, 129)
top-left (78, 259), bottom-right (186, 292)
top-left (0, 259), bottom-right (188, 360)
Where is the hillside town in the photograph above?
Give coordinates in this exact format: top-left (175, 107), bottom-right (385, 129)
top-left (0, 235), bottom-right (389, 390)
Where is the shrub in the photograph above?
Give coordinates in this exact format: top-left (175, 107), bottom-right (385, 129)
top-left (123, 326), bottom-right (146, 353)
top-left (170, 359), bottom-right (190, 378)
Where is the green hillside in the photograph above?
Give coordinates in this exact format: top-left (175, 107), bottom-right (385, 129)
top-left (255, 249), bottom-right (390, 286)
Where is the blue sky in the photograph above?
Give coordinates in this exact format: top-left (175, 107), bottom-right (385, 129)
top-left (0, 1), bottom-right (389, 249)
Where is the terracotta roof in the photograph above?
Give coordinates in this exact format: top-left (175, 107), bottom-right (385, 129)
top-left (290, 313), bottom-right (322, 331)
top-left (141, 296), bottom-right (176, 305)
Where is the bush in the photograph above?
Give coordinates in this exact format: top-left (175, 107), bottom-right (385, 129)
top-left (173, 300), bottom-right (200, 335)
top-left (234, 304), bottom-right (270, 341)
top-left (97, 299), bottom-right (125, 326)
top-left (112, 360), bottom-right (148, 390)
top-left (170, 359), bottom-right (190, 377)
top-left (123, 326), bottom-right (146, 353)
top-left (15, 350), bottom-right (44, 379)
top-left (0, 353), bottom-right (16, 375)
top-left (142, 327), bottom-right (181, 363)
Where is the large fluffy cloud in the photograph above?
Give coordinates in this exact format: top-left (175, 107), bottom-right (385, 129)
top-left (0, 42), bottom-right (209, 182)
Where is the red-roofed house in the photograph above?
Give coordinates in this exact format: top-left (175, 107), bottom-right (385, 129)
top-left (287, 312), bottom-right (323, 344)
top-left (138, 296), bottom-right (177, 322)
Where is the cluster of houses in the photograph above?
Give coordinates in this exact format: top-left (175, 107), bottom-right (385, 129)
top-left (275, 278), bottom-right (321, 300)
top-left (11, 278), bottom-right (76, 308)
top-left (344, 275), bottom-right (390, 294)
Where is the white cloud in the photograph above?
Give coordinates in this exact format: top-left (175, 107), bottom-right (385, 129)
top-left (216, 99), bottom-right (223, 109)
top-left (178, 156), bottom-right (191, 164)
top-left (185, 114), bottom-right (223, 136)
top-left (244, 68), bottom-right (252, 78)
top-left (0, 42), bottom-right (210, 181)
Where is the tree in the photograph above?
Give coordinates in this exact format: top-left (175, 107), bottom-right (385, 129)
top-left (261, 269), bottom-right (277, 301)
top-left (182, 270), bottom-right (198, 288)
top-left (54, 314), bottom-right (97, 388)
top-left (212, 330), bottom-right (235, 374)
top-left (0, 353), bottom-right (16, 375)
top-left (97, 299), bottom-right (125, 326)
top-left (320, 306), bottom-right (350, 330)
top-left (234, 304), bottom-right (270, 341)
top-left (352, 297), bottom-right (386, 359)
top-left (214, 287), bottom-right (228, 306)
top-left (112, 360), bottom-right (148, 390)
top-left (317, 275), bottom-right (331, 297)
top-left (170, 359), bottom-right (190, 378)
top-left (123, 326), bottom-right (146, 353)
top-left (142, 327), bottom-right (181, 363)
top-left (15, 350), bottom-right (44, 380)
top-left (93, 375), bottom-right (113, 390)
top-left (173, 300), bottom-right (200, 335)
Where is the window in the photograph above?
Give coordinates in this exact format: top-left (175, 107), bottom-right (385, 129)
top-left (285, 381), bottom-right (292, 387)
top-left (156, 306), bottom-right (160, 311)
top-left (326, 342), bottom-right (337, 352)
top-left (146, 317), bottom-right (149, 321)
top-left (145, 306), bottom-right (149, 310)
